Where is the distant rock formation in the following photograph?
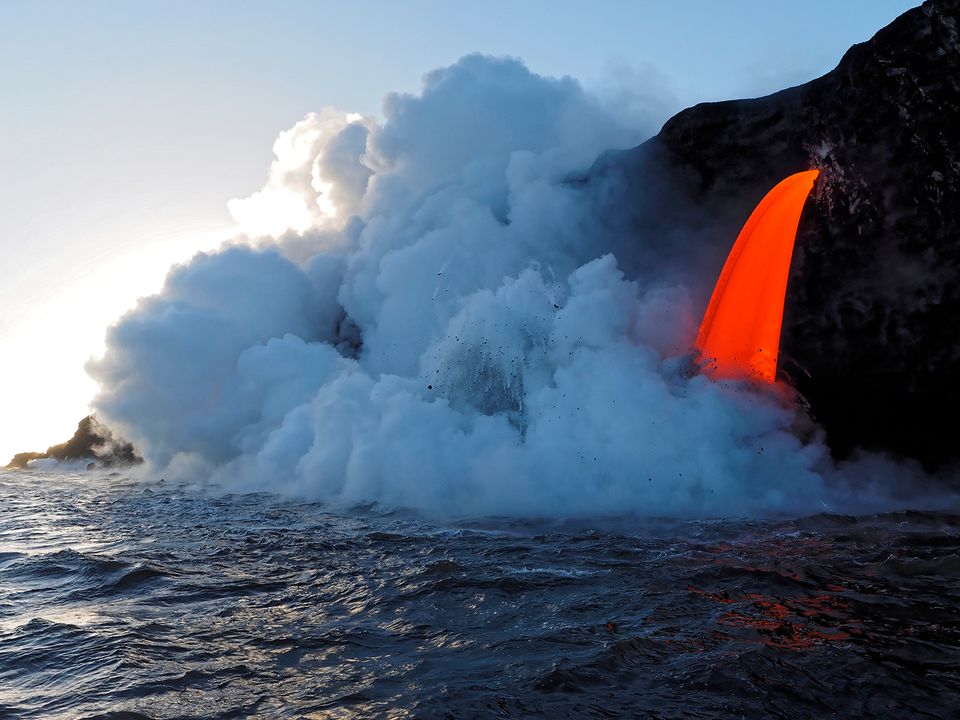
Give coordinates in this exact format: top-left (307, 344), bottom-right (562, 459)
top-left (6, 416), bottom-right (142, 469)
top-left (585, 0), bottom-right (960, 468)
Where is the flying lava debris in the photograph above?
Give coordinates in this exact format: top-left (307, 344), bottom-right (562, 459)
top-left (696, 169), bottom-right (820, 383)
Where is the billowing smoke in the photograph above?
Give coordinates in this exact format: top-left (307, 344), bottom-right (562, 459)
top-left (89, 55), bottom-right (896, 517)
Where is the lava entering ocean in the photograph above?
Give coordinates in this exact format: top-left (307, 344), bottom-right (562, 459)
top-left (86, 54), bottom-right (947, 518)
top-left (696, 170), bottom-right (820, 383)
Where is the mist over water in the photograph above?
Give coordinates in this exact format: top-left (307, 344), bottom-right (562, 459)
top-left (88, 55), bottom-right (946, 518)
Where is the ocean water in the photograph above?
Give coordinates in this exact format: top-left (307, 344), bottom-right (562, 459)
top-left (1, 470), bottom-right (958, 719)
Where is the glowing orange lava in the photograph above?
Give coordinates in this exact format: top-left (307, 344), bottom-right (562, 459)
top-left (696, 169), bottom-right (819, 383)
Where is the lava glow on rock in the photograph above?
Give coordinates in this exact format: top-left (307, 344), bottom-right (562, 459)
top-left (696, 169), bottom-right (820, 383)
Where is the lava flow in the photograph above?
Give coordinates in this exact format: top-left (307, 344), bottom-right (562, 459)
top-left (696, 169), bottom-right (819, 383)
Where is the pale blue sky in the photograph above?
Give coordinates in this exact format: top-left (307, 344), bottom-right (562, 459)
top-left (0, 0), bottom-right (918, 460)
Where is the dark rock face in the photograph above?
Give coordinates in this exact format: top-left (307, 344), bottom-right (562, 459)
top-left (6, 416), bottom-right (142, 470)
top-left (586, 0), bottom-right (960, 469)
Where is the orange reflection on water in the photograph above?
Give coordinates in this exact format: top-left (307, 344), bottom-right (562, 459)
top-left (688, 585), bottom-right (863, 650)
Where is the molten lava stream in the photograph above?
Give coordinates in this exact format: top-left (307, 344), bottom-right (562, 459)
top-left (696, 169), bottom-right (819, 383)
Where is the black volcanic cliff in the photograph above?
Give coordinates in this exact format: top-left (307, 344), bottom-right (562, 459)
top-left (587, 0), bottom-right (960, 468)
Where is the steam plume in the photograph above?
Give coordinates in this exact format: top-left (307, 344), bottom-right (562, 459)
top-left (90, 55), bottom-right (903, 517)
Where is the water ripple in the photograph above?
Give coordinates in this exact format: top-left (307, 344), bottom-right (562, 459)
top-left (0, 471), bottom-right (958, 718)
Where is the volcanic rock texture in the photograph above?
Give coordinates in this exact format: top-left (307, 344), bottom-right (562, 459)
top-left (587, 0), bottom-right (960, 468)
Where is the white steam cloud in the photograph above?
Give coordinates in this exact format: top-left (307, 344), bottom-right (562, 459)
top-left (89, 55), bottom-right (898, 518)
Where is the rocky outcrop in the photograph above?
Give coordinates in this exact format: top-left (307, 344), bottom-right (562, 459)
top-left (6, 416), bottom-right (142, 469)
top-left (585, 0), bottom-right (960, 468)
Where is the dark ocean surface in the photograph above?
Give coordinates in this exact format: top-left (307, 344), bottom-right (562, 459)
top-left (1, 469), bottom-right (958, 719)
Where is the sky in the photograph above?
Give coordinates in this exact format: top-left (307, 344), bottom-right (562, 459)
top-left (0, 0), bottom-right (919, 464)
